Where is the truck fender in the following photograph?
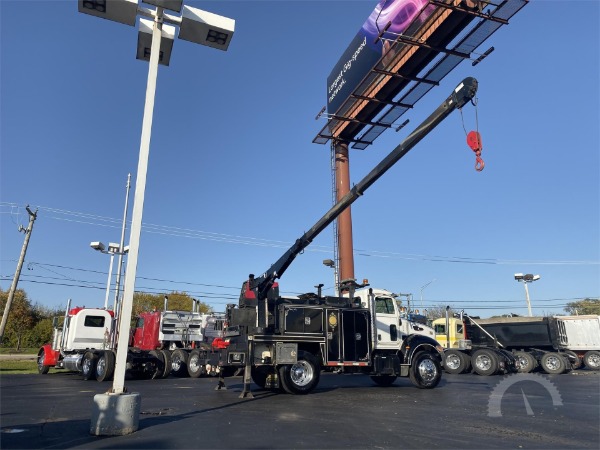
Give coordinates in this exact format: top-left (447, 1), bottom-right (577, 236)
top-left (402, 335), bottom-right (444, 364)
top-left (38, 344), bottom-right (60, 366)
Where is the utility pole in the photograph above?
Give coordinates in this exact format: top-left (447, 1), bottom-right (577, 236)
top-left (0, 206), bottom-right (38, 343)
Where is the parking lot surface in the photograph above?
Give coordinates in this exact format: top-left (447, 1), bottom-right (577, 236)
top-left (1, 370), bottom-right (599, 449)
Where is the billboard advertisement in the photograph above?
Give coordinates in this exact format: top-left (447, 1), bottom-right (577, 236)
top-left (326, 0), bottom-right (435, 115)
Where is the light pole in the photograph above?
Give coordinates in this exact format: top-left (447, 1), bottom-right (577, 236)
top-left (79, 0), bottom-right (235, 436)
top-left (420, 278), bottom-right (436, 309)
top-left (90, 242), bottom-right (129, 309)
top-left (514, 273), bottom-right (540, 317)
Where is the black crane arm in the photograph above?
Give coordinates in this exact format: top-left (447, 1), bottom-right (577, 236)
top-left (242, 77), bottom-right (479, 306)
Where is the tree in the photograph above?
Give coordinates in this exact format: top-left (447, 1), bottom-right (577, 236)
top-left (131, 291), bottom-right (212, 318)
top-left (0, 289), bottom-right (34, 350)
top-left (564, 298), bottom-right (600, 316)
top-left (424, 304), bottom-right (456, 321)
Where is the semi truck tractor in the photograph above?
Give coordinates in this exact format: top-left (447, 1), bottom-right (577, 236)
top-left (202, 78), bottom-right (481, 396)
top-left (37, 297), bottom-right (223, 381)
top-left (433, 314), bottom-right (600, 375)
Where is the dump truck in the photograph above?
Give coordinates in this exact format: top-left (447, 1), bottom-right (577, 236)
top-left (200, 78), bottom-right (480, 395)
top-left (432, 314), bottom-right (600, 375)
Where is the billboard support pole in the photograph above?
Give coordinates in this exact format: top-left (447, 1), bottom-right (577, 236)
top-left (334, 139), bottom-right (355, 289)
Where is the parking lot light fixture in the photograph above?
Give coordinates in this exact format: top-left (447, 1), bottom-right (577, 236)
top-left (79, 0), bottom-right (236, 414)
top-left (514, 273), bottom-right (541, 316)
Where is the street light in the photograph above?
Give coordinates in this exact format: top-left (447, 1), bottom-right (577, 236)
top-left (514, 273), bottom-right (541, 317)
top-left (90, 241), bottom-right (129, 310)
top-left (420, 278), bottom-right (436, 309)
top-left (79, 0), bottom-right (235, 436)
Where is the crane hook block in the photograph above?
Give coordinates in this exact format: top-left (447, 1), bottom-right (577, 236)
top-left (467, 130), bottom-right (485, 172)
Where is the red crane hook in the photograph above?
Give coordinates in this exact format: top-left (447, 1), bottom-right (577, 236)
top-left (467, 131), bottom-right (485, 172)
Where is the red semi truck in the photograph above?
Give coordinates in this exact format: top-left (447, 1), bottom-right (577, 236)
top-left (37, 298), bottom-right (223, 381)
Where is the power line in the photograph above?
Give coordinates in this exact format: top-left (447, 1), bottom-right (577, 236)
top-left (2, 202), bottom-right (598, 266)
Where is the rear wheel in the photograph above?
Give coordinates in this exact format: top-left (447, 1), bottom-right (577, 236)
top-left (514, 351), bottom-right (537, 373)
top-left (95, 350), bottom-right (115, 382)
top-left (443, 350), bottom-right (468, 374)
top-left (278, 351), bottom-right (320, 395)
top-left (541, 352), bottom-right (567, 374)
top-left (187, 349), bottom-right (204, 378)
top-left (171, 348), bottom-right (189, 377)
top-left (159, 350), bottom-right (172, 378)
top-left (409, 351), bottom-right (441, 389)
top-left (370, 375), bottom-right (397, 386)
top-left (583, 351), bottom-right (600, 371)
top-left (81, 351), bottom-right (97, 380)
top-left (149, 350), bottom-right (165, 379)
top-left (471, 349), bottom-right (499, 376)
top-left (37, 350), bottom-right (50, 375)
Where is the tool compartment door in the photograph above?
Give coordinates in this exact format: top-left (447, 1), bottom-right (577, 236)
top-left (342, 310), bottom-right (371, 362)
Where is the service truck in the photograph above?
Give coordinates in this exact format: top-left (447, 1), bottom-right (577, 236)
top-left (37, 297), bottom-right (223, 381)
top-left (433, 314), bottom-right (600, 375)
top-left (202, 78), bottom-right (480, 396)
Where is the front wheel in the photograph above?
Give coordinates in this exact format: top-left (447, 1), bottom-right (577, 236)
top-left (37, 350), bottom-right (50, 375)
top-left (279, 351), bottom-right (320, 395)
top-left (96, 350), bottom-right (115, 382)
top-left (409, 352), bottom-right (441, 389)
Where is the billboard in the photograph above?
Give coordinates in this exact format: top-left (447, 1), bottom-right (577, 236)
top-left (326, 0), bottom-right (435, 115)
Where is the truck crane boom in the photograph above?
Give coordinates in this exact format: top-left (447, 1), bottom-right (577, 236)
top-left (243, 77), bottom-right (479, 326)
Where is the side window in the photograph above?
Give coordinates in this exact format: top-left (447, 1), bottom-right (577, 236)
top-left (456, 323), bottom-right (463, 335)
top-left (375, 298), bottom-right (394, 314)
top-left (136, 317), bottom-right (144, 328)
top-left (434, 324), bottom-right (446, 334)
top-left (84, 315), bottom-right (106, 328)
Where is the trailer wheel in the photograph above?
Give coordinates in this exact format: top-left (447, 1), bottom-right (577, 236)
top-left (443, 350), bottom-right (468, 374)
top-left (583, 351), bottom-right (600, 371)
top-left (370, 375), bottom-right (397, 386)
top-left (149, 350), bottom-right (166, 379)
top-left (278, 351), bottom-right (320, 395)
top-left (514, 351), bottom-right (537, 373)
top-left (187, 349), bottom-right (204, 378)
top-left (159, 350), bottom-right (172, 378)
top-left (540, 352), bottom-right (567, 374)
top-left (171, 348), bottom-right (189, 377)
top-left (409, 351), bottom-right (441, 389)
top-left (82, 351), bottom-right (97, 380)
top-left (471, 349), bottom-right (499, 376)
top-left (37, 350), bottom-right (50, 375)
top-left (96, 350), bottom-right (115, 382)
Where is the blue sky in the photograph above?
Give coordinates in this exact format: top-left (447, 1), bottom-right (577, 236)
top-left (1, 0), bottom-right (598, 319)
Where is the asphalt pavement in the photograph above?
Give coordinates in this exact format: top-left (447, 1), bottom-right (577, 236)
top-left (1, 370), bottom-right (599, 449)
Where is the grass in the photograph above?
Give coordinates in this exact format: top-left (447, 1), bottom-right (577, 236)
top-left (0, 359), bottom-right (39, 374)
